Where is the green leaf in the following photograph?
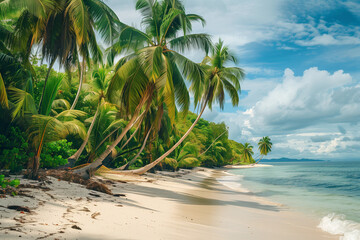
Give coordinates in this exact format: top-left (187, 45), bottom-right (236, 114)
top-left (39, 75), bottom-right (63, 116)
top-left (0, 73), bottom-right (9, 108)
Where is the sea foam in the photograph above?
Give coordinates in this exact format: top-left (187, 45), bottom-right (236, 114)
top-left (318, 213), bottom-right (360, 240)
top-left (217, 174), bottom-right (250, 193)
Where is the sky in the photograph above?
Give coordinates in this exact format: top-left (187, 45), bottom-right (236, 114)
top-left (107, 0), bottom-right (360, 160)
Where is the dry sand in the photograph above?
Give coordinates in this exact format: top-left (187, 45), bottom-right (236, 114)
top-left (0, 168), bottom-right (339, 240)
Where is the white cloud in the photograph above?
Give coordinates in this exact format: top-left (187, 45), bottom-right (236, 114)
top-left (249, 68), bottom-right (356, 131)
top-left (203, 67), bottom-right (360, 159)
top-left (296, 34), bottom-right (360, 46)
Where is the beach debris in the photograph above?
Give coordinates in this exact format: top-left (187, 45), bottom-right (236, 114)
top-left (113, 193), bottom-right (126, 197)
top-left (86, 181), bottom-right (112, 195)
top-left (18, 183), bottom-right (50, 191)
top-left (46, 169), bottom-right (114, 195)
top-left (71, 225), bottom-right (82, 230)
top-left (79, 207), bottom-right (91, 212)
top-left (7, 205), bottom-right (31, 213)
top-left (91, 212), bottom-right (100, 219)
top-left (46, 170), bottom-right (88, 185)
top-left (97, 178), bottom-right (115, 185)
top-left (89, 192), bottom-right (101, 198)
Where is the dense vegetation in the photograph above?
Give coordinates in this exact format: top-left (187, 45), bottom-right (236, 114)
top-left (0, 0), bottom-right (271, 179)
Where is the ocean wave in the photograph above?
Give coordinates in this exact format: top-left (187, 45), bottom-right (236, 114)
top-left (217, 175), bottom-right (250, 193)
top-left (318, 213), bottom-right (360, 240)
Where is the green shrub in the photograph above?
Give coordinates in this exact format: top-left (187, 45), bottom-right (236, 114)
top-left (200, 156), bottom-right (217, 168)
top-left (162, 158), bottom-right (178, 171)
top-left (177, 157), bottom-right (200, 169)
top-left (0, 175), bottom-right (20, 188)
top-left (40, 140), bottom-right (76, 168)
top-left (0, 127), bottom-right (30, 173)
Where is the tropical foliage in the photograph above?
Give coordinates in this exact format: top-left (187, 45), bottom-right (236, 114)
top-left (0, 0), bottom-right (271, 179)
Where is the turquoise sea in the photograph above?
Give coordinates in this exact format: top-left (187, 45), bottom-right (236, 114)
top-left (227, 161), bottom-right (360, 240)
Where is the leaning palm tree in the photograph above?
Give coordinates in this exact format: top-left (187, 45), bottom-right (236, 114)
top-left (199, 127), bottom-right (228, 156)
top-left (128, 39), bottom-right (245, 175)
top-left (68, 68), bottom-right (111, 162)
top-left (74, 0), bottom-right (210, 178)
top-left (256, 136), bottom-right (272, 164)
top-left (240, 142), bottom-right (254, 164)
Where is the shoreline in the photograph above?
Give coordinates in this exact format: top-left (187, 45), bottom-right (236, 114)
top-left (0, 168), bottom-right (338, 239)
top-left (223, 163), bottom-right (273, 169)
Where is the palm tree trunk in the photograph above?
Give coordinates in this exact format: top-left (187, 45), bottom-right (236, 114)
top-left (87, 111), bottom-right (146, 162)
top-left (128, 100), bottom-right (208, 175)
top-left (120, 117), bottom-right (143, 150)
top-left (28, 140), bottom-right (45, 179)
top-left (255, 155), bottom-right (264, 164)
top-left (38, 58), bottom-right (56, 110)
top-left (199, 129), bottom-right (227, 156)
top-left (70, 58), bottom-right (85, 110)
top-left (117, 126), bottom-right (153, 170)
top-left (73, 112), bottom-right (141, 178)
top-left (73, 90), bottom-right (152, 179)
top-left (29, 155), bottom-right (40, 180)
top-left (68, 101), bottom-right (101, 163)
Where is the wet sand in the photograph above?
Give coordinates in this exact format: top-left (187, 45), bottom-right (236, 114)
top-left (0, 169), bottom-right (338, 239)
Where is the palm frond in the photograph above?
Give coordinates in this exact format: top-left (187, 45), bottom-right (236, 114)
top-left (39, 75), bottom-right (62, 116)
top-left (86, 0), bottom-right (121, 45)
top-left (171, 51), bottom-right (204, 85)
top-left (171, 63), bottom-right (189, 113)
top-left (169, 33), bottom-right (212, 54)
top-left (119, 25), bottom-right (152, 49)
top-left (65, 0), bottom-right (90, 46)
top-left (159, 8), bottom-right (183, 42)
top-left (0, 73), bottom-right (9, 108)
top-left (7, 86), bottom-right (36, 120)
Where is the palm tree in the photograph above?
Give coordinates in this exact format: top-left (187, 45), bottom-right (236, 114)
top-left (240, 142), bottom-right (254, 164)
top-left (3, 0), bottom-right (119, 111)
top-left (199, 127), bottom-right (228, 156)
top-left (27, 110), bottom-right (86, 178)
top-left (256, 136), bottom-right (272, 164)
top-left (68, 68), bottom-right (111, 162)
top-left (3, 73), bottom-right (86, 178)
top-left (74, 0), bottom-right (210, 178)
top-left (207, 140), bottom-right (227, 165)
top-left (118, 98), bottom-right (174, 170)
top-left (1, 1), bottom-right (54, 83)
top-left (128, 39), bottom-right (244, 175)
top-left (175, 142), bottom-right (200, 168)
top-left (58, 0), bottom-right (121, 110)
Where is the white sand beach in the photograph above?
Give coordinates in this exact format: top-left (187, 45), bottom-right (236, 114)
top-left (0, 169), bottom-right (338, 240)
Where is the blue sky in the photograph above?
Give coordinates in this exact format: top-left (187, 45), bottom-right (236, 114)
top-left (108, 0), bottom-right (360, 160)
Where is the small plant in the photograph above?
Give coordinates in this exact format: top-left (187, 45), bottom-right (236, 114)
top-left (0, 175), bottom-right (21, 188)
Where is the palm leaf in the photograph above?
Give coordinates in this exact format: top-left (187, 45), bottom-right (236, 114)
top-left (169, 34), bottom-right (212, 54)
top-left (86, 0), bottom-right (121, 45)
top-left (39, 75), bottom-right (62, 116)
top-left (7, 86), bottom-right (36, 120)
top-left (0, 73), bottom-right (8, 108)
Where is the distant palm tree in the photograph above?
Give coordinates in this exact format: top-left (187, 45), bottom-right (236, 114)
top-left (256, 136), bottom-right (272, 164)
top-left (240, 143), bottom-right (254, 163)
